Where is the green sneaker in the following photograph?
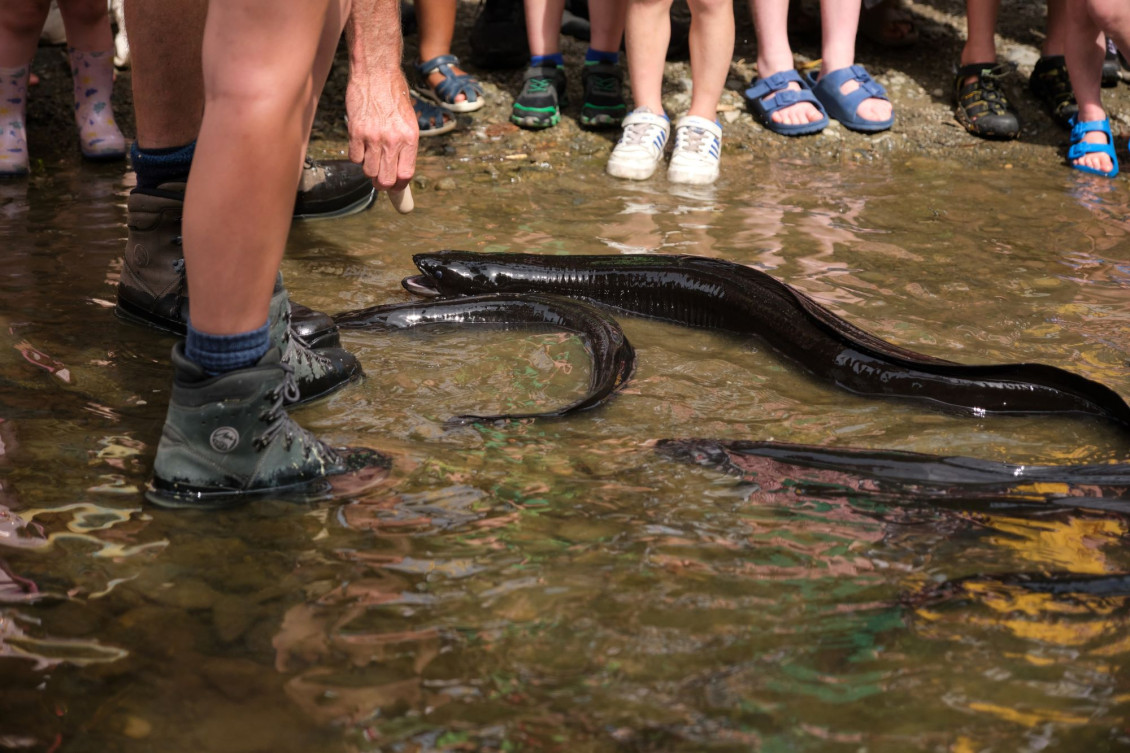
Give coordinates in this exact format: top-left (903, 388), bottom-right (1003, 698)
top-left (147, 344), bottom-right (389, 509)
top-left (511, 64), bottom-right (567, 129)
top-left (580, 62), bottom-right (626, 128)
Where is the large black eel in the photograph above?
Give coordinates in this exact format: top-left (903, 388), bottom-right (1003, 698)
top-left (403, 251), bottom-right (1130, 429)
top-left (332, 293), bottom-right (635, 423)
top-left (655, 438), bottom-right (1130, 514)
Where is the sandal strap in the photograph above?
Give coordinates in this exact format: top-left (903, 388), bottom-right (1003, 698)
top-left (415, 54), bottom-right (461, 76)
top-left (744, 69), bottom-right (807, 100)
top-left (816, 65), bottom-right (889, 102)
top-left (1069, 116), bottom-right (1113, 144)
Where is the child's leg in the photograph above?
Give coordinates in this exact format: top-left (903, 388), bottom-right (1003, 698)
top-left (58, 0), bottom-right (125, 158)
top-left (751, 0), bottom-right (822, 127)
top-left (589, 0), bottom-right (628, 54)
top-left (625, 0), bottom-right (674, 113)
top-left (525, 0), bottom-right (567, 56)
top-left (1065, 1), bottom-right (1111, 173)
top-left (819, 0), bottom-right (891, 124)
top-left (1087, 0), bottom-right (1130, 53)
top-left (416, 0), bottom-right (479, 107)
top-left (685, 0), bottom-right (733, 120)
top-left (0, 1), bottom-right (50, 175)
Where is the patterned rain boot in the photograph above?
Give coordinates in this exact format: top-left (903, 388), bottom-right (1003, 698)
top-left (69, 48), bottom-right (126, 161)
top-left (0, 65), bottom-right (29, 178)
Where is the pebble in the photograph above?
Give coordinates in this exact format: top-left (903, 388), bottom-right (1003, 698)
top-left (122, 716), bottom-right (152, 739)
top-left (435, 177), bottom-right (458, 191)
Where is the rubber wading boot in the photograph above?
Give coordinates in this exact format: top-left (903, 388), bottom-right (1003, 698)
top-left (268, 286), bottom-right (363, 404)
top-left (116, 181), bottom-right (342, 349)
top-left (147, 344), bottom-right (390, 509)
top-left (293, 157), bottom-right (376, 220)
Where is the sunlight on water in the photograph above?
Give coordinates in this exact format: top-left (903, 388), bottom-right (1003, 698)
top-left (0, 154), bottom-right (1128, 752)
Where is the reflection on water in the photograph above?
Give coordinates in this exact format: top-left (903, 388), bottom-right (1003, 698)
top-left (1, 154), bottom-right (1129, 752)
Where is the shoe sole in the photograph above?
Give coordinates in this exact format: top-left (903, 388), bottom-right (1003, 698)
top-left (414, 87), bottom-right (485, 113)
top-left (667, 168), bottom-right (719, 185)
top-left (607, 159), bottom-right (660, 180)
top-left (293, 187), bottom-right (377, 221)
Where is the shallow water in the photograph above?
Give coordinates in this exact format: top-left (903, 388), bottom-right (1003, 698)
top-left (1, 151), bottom-right (1129, 752)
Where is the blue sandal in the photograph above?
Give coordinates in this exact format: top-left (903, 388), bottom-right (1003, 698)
top-left (413, 95), bottom-right (456, 136)
top-left (415, 54), bottom-right (485, 113)
top-left (744, 69), bottom-right (828, 136)
top-left (1067, 116), bottom-right (1119, 178)
top-left (805, 64), bottom-right (894, 133)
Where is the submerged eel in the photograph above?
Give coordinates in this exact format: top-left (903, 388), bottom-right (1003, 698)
top-left (403, 251), bottom-right (1130, 429)
top-left (332, 293), bottom-right (635, 423)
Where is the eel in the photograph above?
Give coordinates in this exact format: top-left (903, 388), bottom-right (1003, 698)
top-left (655, 438), bottom-right (1130, 515)
top-left (332, 293), bottom-right (635, 423)
top-left (403, 251), bottom-right (1130, 430)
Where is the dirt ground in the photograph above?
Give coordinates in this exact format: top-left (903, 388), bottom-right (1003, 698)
top-left (18, 0), bottom-right (1130, 178)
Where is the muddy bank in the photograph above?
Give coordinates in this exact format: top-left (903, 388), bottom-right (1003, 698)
top-left (17, 0), bottom-right (1130, 179)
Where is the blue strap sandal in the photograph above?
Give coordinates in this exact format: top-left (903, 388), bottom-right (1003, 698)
top-left (805, 64), bottom-right (894, 133)
top-left (744, 69), bottom-right (828, 136)
top-left (413, 95), bottom-right (457, 136)
top-left (1067, 116), bottom-right (1119, 178)
top-left (415, 54), bottom-right (485, 113)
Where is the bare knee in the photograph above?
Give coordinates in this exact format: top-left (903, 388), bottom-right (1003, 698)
top-left (56, 0), bottom-right (110, 28)
top-left (687, 0), bottom-right (732, 17)
top-left (0, 0), bottom-right (53, 39)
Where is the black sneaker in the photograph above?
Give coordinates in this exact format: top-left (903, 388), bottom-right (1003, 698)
top-left (147, 344), bottom-right (389, 509)
top-left (115, 182), bottom-right (341, 349)
top-left (1028, 55), bottom-right (1078, 128)
top-left (511, 65), bottom-right (568, 129)
top-left (293, 157), bottom-right (376, 220)
top-left (953, 62), bottom-right (1020, 140)
top-left (580, 62), bottom-right (626, 128)
top-left (468, 0), bottom-right (528, 70)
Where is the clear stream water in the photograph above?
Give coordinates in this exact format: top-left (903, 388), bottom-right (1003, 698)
top-left (0, 149), bottom-right (1128, 752)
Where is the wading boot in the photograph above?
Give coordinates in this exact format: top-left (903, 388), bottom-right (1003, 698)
top-left (116, 181), bottom-right (342, 349)
top-left (294, 157), bottom-right (376, 220)
top-left (268, 286), bottom-right (363, 404)
top-left (147, 344), bottom-right (389, 509)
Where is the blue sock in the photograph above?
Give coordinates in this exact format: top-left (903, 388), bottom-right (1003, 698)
top-left (185, 320), bottom-right (270, 376)
top-left (531, 53), bottom-right (565, 68)
top-left (131, 141), bottom-right (195, 190)
top-left (584, 49), bottom-right (618, 65)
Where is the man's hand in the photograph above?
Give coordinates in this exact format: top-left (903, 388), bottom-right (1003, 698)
top-left (345, 0), bottom-right (418, 193)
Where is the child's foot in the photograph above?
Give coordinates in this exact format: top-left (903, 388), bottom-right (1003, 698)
top-left (744, 69), bottom-right (828, 136)
top-left (606, 107), bottom-right (670, 180)
top-left (511, 64), bottom-right (567, 129)
top-left (70, 48), bottom-right (126, 160)
top-left (580, 62), bottom-right (626, 128)
top-left (807, 65), bottom-right (894, 133)
top-left (1068, 115), bottom-right (1119, 178)
top-left (0, 65), bottom-right (30, 177)
top-left (667, 116), bottom-right (721, 185)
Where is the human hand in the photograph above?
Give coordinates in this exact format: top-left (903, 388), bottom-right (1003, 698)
top-left (345, 70), bottom-right (418, 193)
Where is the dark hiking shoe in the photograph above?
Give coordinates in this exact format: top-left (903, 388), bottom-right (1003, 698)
top-left (953, 63), bottom-right (1020, 140)
top-left (580, 62), bottom-right (626, 128)
top-left (1028, 55), bottom-right (1078, 128)
top-left (468, 0), bottom-right (528, 70)
top-left (293, 157), bottom-right (376, 220)
top-left (147, 344), bottom-right (390, 509)
top-left (115, 182), bottom-right (341, 349)
top-left (511, 65), bottom-right (567, 129)
top-left (268, 286), bottom-right (363, 405)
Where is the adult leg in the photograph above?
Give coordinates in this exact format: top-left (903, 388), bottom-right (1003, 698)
top-left (149, 0), bottom-right (382, 507)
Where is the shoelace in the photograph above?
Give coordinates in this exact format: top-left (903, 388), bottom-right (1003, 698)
top-left (526, 77), bottom-right (554, 94)
top-left (965, 66), bottom-right (1010, 115)
top-left (675, 127), bottom-right (714, 157)
top-left (255, 361), bottom-right (304, 452)
top-left (620, 119), bottom-right (663, 149)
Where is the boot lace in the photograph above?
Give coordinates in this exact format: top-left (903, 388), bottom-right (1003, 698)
top-left (253, 361), bottom-right (336, 463)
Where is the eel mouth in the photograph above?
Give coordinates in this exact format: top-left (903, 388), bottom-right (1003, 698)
top-left (401, 274), bottom-right (440, 297)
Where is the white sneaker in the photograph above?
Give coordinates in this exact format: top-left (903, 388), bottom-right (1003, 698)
top-left (606, 107), bottom-right (671, 180)
top-left (667, 115), bottom-right (722, 185)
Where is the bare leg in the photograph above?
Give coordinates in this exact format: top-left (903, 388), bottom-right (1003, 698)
top-left (0, 1), bottom-right (51, 67)
top-left (685, 0), bottom-right (733, 120)
top-left (589, 0), bottom-right (628, 52)
top-left (416, 0), bottom-right (472, 103)
top-left (819, 0), bottom-right (891, 123)
top-left (184, 0), bottom-right (348, 336)
top-left (525, 0), bottom-right (567, 55)
top-left (624, 0), bottom-right (673, 113)
top-left (751, 0), bottom-right (823, 127)
top-left (1065, 0), bottom-right (1111, 173)
top-left (1043, 0), bottom-right (1067, 55)
top-left (961, 0), bottom-right (998, 67)
top-left (56, 0), bottom-right (114, 51)
top-left (124, 0), bottom-right (206, 149)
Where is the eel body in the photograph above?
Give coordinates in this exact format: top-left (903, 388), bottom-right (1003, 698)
top-left (332, 293), bottom-right (635, 423)
top-left (404, 251), bottom-right (1130, 429)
